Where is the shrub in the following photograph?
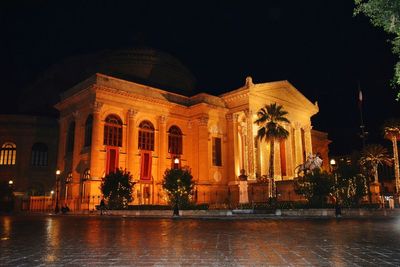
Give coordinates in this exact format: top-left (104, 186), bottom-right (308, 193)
top-left (101, 168), bottom-right (135, 209)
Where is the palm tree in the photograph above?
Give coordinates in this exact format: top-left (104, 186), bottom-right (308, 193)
top-left (254, 103), bottom-right (290, 179)
top-left (359, 144), bottom-right (392, 185)
top-left (383, 118), bottom-right (400, 194)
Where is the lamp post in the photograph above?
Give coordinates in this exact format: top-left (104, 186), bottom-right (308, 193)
top-left (55, 169), bottom-right (61, 213)
top-left (173, 157), bottom-right (180, 216)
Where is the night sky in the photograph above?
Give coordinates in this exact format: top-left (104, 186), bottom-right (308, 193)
top-left (1, 0), bottom-right (399, 156)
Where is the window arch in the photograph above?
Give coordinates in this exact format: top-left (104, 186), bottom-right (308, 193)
top-left (84, 114), bottom-right (93, 147)
top-left (138, 120), bottom-right (154, 151)
top-left (31, 143), bottom-right (48, 166)
top-left (66, 121), bottom-right (75, 153)
top-left (0, 142), bottom-right (16, 165)
top-left (103, 115), bottom-right (122, 147)
top-left (168, 125), bottom-right (183, 155)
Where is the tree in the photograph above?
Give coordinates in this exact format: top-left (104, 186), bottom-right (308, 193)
top-left (294, 168), bottom-right (335, 207)
top-left (333, 159), bottom-right (368, 207)
top-left (354, 0), bottom-right (400, 100)
top-left (100, 168), bottom-right (135, 209)
top-left (254, 103), bottom-right (290, 179)
top-left (162, 167), bottom-right (194, 215)
top-left (359, 144), bottom-right (392, 185)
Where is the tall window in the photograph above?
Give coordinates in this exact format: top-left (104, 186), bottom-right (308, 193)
top-left (168, 125), bottom-right (183, 155)
top-left (0, 142), bottom-right (16, 165)
top-left (84, 115), bottom-right (93, 147)
top-left (138, 120), bottom-right (154, 151)
top-left (31, 143), bottom-right (48, 166)
top-left (104, 115), bottom-right (122, 147)
top-left (212, 137), bottom-right (222, 166)
top-left (66, 122), bottom-right (75, 153)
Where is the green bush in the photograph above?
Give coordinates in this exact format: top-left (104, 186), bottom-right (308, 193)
top-left (101, 168), bottom-right (135, 210)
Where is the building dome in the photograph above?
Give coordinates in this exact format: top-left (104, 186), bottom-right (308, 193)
top-left (19, 47), bottom-right (196, 114)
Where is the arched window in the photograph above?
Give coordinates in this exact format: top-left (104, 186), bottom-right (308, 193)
top-left (84, 115), bottom-right (93, 147)
top-left (0, 142), bottom-right (16, 165)
top-left (103, 115), bottom-right (122, 147)
top-left (138, 120), bottom-right (154, 151)
top-left (31, 143), bottom-right (48, 166)
top-left (66, 122), bottom-right (75, 153)
top-left (168, 125), bottom-right (183, 155)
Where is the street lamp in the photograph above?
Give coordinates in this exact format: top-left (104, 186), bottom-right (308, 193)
top-left (8, 180), bottom-right (13, 185)
top-left (55, 169), bottom-right (61, 213)
top-left (173, 157), bottom-right (180, 170)
top-left (173, 157), bottom-right (180, 216)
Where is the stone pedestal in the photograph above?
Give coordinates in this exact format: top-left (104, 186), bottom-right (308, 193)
top-left (239, 181), bottom-right (249, 204)
top-left (369, 182), bottom-right (381, 204)
top-left (238, 169), bottom-right (249, 204)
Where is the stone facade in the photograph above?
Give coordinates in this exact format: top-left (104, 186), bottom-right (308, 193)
top-left (0, 115), bottom-right (58, 197)
top-left (55, 73), bottom-right (330, 210)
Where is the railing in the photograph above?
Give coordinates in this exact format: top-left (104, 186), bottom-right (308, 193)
top-left (23, 183), bottom-right (304, 211)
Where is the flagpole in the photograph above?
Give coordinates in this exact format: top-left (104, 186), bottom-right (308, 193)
top-left (358, 81), bottom-right (367, 149)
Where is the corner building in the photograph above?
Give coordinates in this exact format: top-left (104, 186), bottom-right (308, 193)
top-left (55, 73), bottom-right (328, 210)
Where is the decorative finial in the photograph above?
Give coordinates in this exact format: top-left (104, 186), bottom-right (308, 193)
top-left (245, 76), bottom-right (254, 88)
top-left (314, 101), bottom-right (319, 108)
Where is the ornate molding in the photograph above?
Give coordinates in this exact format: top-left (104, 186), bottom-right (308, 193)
top-left (225, 113), bottom-right (233, 121)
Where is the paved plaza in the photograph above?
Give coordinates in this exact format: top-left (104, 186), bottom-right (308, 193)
top-left (1, 215), bottom-right (400, 266)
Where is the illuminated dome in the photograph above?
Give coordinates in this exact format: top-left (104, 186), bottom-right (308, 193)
top-left (19, 47), bottom-right (196, 114)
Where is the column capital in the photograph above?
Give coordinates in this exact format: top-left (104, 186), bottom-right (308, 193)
top-left (243, 108), bottom-right (253, 117)
top-left (197, 115), bottom-right (209, 126)
top-left (225, 113), bottom-right (233, 121)
top-left (92, 101), bottom-right (103, 113)
top-left (128, 109), bottom-right (138, 119)
top-left (293, 122), bottom-right (302, 129)
top-left (159, 115), bottom-right (168, 124)
top-left (303, 124), bottom-right (313, 131)
top-left (72, 111), bottom-right (80, 120)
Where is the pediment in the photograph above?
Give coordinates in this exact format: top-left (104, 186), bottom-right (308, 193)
top-left (251, 80), bottom-right (318, 115)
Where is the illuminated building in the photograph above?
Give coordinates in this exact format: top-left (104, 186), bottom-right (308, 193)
top-left (55, 73), bottom-right (329, 209)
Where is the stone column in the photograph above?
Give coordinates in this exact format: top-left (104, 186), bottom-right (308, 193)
top-left (197, 115), bottom-right (209, 183)
top-left (158, 115), bottom-right (168, 183)
top-left (90, 101), bottom-right (103, 180)
top-left (293, 122), bottom-right (303, 167)
top-left (71, 111), bottom-right (82, 198)
top-left (304, 124), bottom-right (313, 156)
top-left (225, 114), bottom-right (236, 182)
top-left (127, 109), bottom-right (137, 172)
top-left (57, 117), bottom-right (67, 172)
top-left (285, 125), bottom-right (294, 177)
top-left (233, 114), bottom-right (240, 178)
top-left (245, 109), bottom-right (256, 180)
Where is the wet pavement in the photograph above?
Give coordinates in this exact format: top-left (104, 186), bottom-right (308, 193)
top-left (1, 215), bottom-right (400, 266)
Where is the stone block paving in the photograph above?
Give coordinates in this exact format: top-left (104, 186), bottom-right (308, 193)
top-left (1, 215), bottom-right (400, 266)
